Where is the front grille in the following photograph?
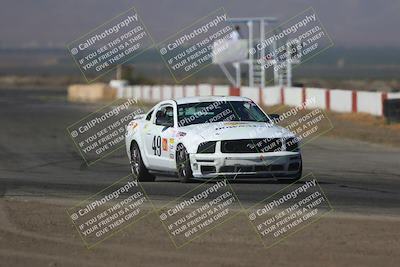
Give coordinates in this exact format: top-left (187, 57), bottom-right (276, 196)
top-left (270, 164), bottom-right (284, 171)
top-left (201, 166), bottom-right (216, 174)
top-left (220, 139), bottom-right (283, 153)
top-left (255, 165), bottom-right (269, 172)
top-left (220, 166), bottom-right (235, 172)
top-left (220, 165), bottom-right (253, 173)
top-left (219, 165), bottom-right (286, 173)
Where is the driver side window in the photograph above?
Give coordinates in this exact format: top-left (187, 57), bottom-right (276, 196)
top-left (155, 105), bottom-right (174, 127)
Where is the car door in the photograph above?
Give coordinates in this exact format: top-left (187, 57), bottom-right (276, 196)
top-left (143, 103), bottom-right (177, 171)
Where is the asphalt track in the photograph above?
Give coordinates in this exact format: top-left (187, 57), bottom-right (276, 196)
top-left (1, 87), bottom-right (400, 215)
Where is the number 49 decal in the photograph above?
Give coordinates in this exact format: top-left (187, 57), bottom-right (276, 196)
top-left (152, 136), bottom-right (169, 156)
top-left (152, 136), bottom-right (161, 156)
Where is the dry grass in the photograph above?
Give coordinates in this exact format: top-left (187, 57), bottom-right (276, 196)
top-left (262, 104), bottom-right (400, 147)
top-left (333, 112), bottom-right (400, 130)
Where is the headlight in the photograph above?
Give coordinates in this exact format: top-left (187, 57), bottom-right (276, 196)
top-left (197, 141), bottom-right (216, 153)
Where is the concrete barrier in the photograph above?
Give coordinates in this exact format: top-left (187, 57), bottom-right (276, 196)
top-left (262, 86), bottom-right (281, 106)
top-left (125, 86), bottom-right (133, 98)
top-left (214, 85), bottom-right (230, 96)
top-left (132, 85), bottom-right (141, 99)
top-left (357, 91), bottom-right (383, 116)
top-left (198, 84), bottom-right (212, 96)
top-left (283, 87), bottom-right (303, 107)
top-left (68, 83), bottom-right (116, 102)
top-left (330, 89), bottom-right (353, 113)
top-left (173, 85), bottom-right (184, 98)
top-left (163, 85), bottom-right (173, 99)
top-left (109, 80), bottom-right (128, 98)
top-left (141, 85), bottom-right (152, 102)
top-left (306, 88), bottom-right (327, 109)
top-left (240, 86), bottom-right (260, 103)
top-left (185, 85), bottom-right (197, 97)
top-left (152, 85), bottom-right (162, 102)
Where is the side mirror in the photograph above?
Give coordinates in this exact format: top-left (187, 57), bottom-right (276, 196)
top-left (268, 114), bottom-right (280, 124)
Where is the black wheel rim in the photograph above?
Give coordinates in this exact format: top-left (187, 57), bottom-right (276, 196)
top-left (130, 146), bottom-right (140, 176)
top-left (177, 146), bottom-right (187, 177)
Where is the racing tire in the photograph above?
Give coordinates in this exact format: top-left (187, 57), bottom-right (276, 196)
top-left (292, 163), bottom-right (302, 181)
top-left (176, 144), bottom-right (193, 183)
top-left (130, 142), bottom-right (155, 182)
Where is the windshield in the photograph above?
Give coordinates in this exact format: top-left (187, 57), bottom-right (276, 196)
top-left (177, 101), bottom-right (270, 127)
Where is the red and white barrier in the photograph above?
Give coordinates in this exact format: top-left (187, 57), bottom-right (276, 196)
top-left (330, 89), bottom-right (353, 113)
top-left (241, 86), bottom-right (261, 104)
top-left (283, 87), bottom-right (303, 107)
top-left (113, 81), bottom-right (398, 117)
top-left (305, 88), bottom-right (328, 109)
top-left (198, 84), bottom-right (212, 96)
top-left (152, 85), bottom-right (161, 101)
top-left (214, 85), bottom-right (230, 96)
top-left (172, 85), bottom-right (182, 98)
top-left (357, 91), bottom-right (384, 116)
top-left (262, 86), bottom-right (281, 106)
top-left (162, 85), bottom-right (173, 99)
top-left (185, 85), bottom-right (197, 97)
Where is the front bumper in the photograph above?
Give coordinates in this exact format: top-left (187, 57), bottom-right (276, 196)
top-left (189, 151), bottom-right (302, 179)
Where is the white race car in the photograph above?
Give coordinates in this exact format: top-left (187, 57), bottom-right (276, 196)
top-left (125, 96), bottom-right (302, 182)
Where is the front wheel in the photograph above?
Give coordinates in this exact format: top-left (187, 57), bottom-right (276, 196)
top-left (279, 163), bottom-right (302, 183)
top-left (176, 144), bottom-right (193, 183)
top-left (130, 142), bottom-right (155, 182)
top-left (291, 163), bottom-right (302, 181)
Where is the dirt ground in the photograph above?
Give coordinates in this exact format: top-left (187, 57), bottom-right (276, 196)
top-left (0, 197), bottom-right (399, 267)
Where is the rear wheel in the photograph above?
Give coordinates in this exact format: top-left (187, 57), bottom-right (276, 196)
top-left (176, 144), bottom-right (193, 183)
top-left (130, 142), bottom-right (155, 182)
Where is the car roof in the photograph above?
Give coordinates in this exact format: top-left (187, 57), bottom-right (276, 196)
top-left (174, 96), bottom-right (251, 105)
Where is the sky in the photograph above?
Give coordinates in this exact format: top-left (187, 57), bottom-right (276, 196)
top-left (1, 0), bottom-right (399, 48)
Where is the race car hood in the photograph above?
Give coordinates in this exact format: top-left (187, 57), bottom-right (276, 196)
top-left (180, 121), bottom-right (294, 141)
